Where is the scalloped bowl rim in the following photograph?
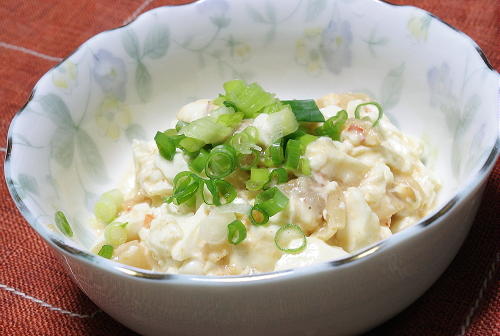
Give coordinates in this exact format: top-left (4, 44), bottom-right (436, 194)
top-left (4, 0), bottom-right (499, 284)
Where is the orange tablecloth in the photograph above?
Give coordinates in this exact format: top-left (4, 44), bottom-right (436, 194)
top-left (0, 1), bottom-right (498, 335)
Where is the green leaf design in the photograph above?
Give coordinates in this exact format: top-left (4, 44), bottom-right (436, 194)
top-left (13, 133), bottom-right (43, 149)
top-left (125, 124), bottom-right (147, 142)
top-left (143, 25), bottom-right (170, 59)
top-left (122, 29), bottom-right (141, 60)
top-left (50, 127), bottom-right (76, 168)
top-left (380, 63), bottom-right (405, 110)
top-left (76, 129), bottom-right (108, 183)
top-left (462, 94), bottom-right (481, 126)
top-left (38, 94), bottom-right (75, 128)
top-left (136, 62), bottom-right (152, 102)
top-left (18, 174), bottom-right (39, 196)
top-left (210, 16), bottom-right (231, 29)
top-left (246, 5), bottom-right (266, 23)
top-left (305, 0), bottom-right (327, 21)
top-left (451, 126), bottom-right (462, 178)
top-left (265, 2), bottom-right (277, 23)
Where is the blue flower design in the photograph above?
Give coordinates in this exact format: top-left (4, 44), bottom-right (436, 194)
top-left (427, 63), bottom-right (458, 114)
top-left (319, 19), bottom-right (353, 74)
top-left (92, 49), bottom-right (127, 100)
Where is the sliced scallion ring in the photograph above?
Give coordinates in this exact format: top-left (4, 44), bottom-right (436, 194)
top-left (166, 171), bottom-right (201, 205)
top-left (316, 110), bottom-right (348, 141)
top-left (264, 168), bottom-right (288, 189)
top-left (255, 186), bottom-right (289, 217)
top-left (104, 222), bottom-right (128, 247)
top-left (229, 126), bottom-right (259, 155)
top-left (202, 179), bottom-right (237, 206)
top-left (249, 204), bottom-right (269, 225)
top-left (245, 168), bottom-right (270, 191)
top-left (189, 149), bottom-right (209, 173)
top-left (205, 144), bottom-right (237, 179)
top-left (227, 220), bottom-right (247, 245)
top-left (354, 102), bottom-right (383, 126)
top-left (274, 223), bottom-right (307, 254)
top-left (237, 149), bottom-right (260, 170)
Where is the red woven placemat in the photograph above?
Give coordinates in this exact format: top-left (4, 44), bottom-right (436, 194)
top-left (0, 1), bottom-right (498, 335)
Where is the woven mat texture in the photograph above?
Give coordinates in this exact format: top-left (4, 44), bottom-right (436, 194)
top-left (0, 0), bottom-right (498, 335)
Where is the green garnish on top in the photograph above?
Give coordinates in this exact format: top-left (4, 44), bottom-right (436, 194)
top-left (152, 80), bottom-right (384, 248)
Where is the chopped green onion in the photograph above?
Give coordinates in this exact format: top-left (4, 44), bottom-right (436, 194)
top-left (212, 94), bottom-right (226, 106)
top-left (205, 144), bottom-right (237, 179)
top-left (316, 110), bottom-right (348, 141)
top-left (227, 220), bottom-right (247, 245)
top-left (282, 99), bottom-right (325, 122)
top-left (202, 179), bottom-right (237, 206)
top-left (269, 141), bottom-right (284, 165)
top-left (179, 116), bottom-right (233, 144)
top-left (298, 134), bottom-right (317, 148)
top-left (229, 126), bottom-right (260, 154)
top-left (94, 198), bottom-right (117, 224)
top-left (223, 100), bottom-right (239, 111)
top-left (298, 158), bottom-right (311, 176)
top-left (162, 129), bottom-right (176, 137)
top-left (254, 106), bottom-right (299, 146)
top-left (179, 137), bottom-right (205, 152)
top-left (98, 244), bottom-right (114, 259)
top-left (255, 186), bottom-right (289, 217)
top-left (223, 80), bottom-right (277, 118)
top-left (274, 223), bottom-right (307, 254)
top-left (217, 111), bottom-right (244, 127)
top-left (250, 204), bottom-right (269, 225)
top-left (284, 139), bottom-right (302, 170)
top-left (264, 168), bottom-right (288, 189)
top-left (285, 127), bottom-right (308, 140)
top-left (101, 189), bottom-right (124, 207)
top-left (260, 101), bottom-right (285, 114)
top-left (176, 121), bottom-right (189, 132)
top-left (166, 171), bottom-right (201, 205)
top-left (246, 168), bottom-right (270, 191)
top-left (54, 211), bottom-right (73, 237)
top-left (154, 131), bottom-right (176, 160)
top-left (211, 105), bottom-right (235, 118)
top-left (354, 102), bottom-right (383, 126)
top-left (93, 189), bottom-right (124, 224)
top-left (189, 149), bottom-right (209, 173)
top-left (104, 222), bottom-right (128, 247)
top-left (237, 149), bottom-right (259, 170)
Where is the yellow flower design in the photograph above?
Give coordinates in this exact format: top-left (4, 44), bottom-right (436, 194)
top-left (408, 15), bottom-right (432, 41)
top-left (96, 96), bottom-right (132, 140)
top-left (295, 28), bottom-right (323, 75)
top-left (234, 43), bottom-right (251, 62)
top-left (52, 61), bottom-right (78, 92)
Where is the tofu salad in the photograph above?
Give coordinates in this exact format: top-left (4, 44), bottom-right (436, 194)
top-left (79, 80), bottom-right (440, 275)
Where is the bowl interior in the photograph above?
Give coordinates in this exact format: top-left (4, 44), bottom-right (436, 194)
top-left (7, 0), bottom-right (498, 252)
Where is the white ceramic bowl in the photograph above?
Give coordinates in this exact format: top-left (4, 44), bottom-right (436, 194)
top-left (5, 0), bottom-right (498, 335)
